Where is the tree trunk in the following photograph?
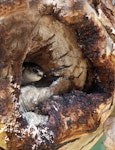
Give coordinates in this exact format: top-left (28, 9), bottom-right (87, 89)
top-left (0, 0), bottom-right (115, 150)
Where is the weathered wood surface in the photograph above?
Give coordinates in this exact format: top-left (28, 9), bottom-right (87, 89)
top-left (0, 0), bottom-right (114, 150)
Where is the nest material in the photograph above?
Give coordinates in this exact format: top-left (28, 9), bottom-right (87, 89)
top-left (0, 0), bottom-right (115, 150)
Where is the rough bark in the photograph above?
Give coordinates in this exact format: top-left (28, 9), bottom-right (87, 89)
top-left (0, 0), bottom-right (114, 150)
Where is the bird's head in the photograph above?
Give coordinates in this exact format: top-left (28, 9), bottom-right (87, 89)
top-left (22, 62), bottom-right (44, 84)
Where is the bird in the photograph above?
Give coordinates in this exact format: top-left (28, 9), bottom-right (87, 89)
top-left (20, 62), bottom-right (71, 111)
top-left (22, 62), bottom-right (44, 85)
top-left (19, 62), bottom-right (71, 126)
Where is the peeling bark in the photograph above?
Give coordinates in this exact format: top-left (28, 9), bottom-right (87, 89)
top-left (0, 0), bottom-right (114, 150)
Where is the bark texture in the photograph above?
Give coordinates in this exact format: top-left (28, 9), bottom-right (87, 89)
top-left (0, 0), bottom-right (115, 150)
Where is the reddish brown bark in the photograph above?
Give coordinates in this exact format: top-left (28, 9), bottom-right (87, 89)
top-left (0, 0), bottom-right (114, 150)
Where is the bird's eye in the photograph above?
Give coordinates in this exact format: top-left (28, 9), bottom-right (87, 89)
top-left (32, 68), bottom-right (38, 73)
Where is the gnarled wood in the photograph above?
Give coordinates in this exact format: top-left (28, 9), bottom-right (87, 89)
top-left (0, 0), bottom-right (114, 150)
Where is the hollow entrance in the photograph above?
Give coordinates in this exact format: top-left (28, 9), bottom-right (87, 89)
top-left (19, 15), bottom-right (107, 119)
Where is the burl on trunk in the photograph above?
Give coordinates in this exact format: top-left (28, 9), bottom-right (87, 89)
top-left (0, 0), bottom-right (115, 150)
